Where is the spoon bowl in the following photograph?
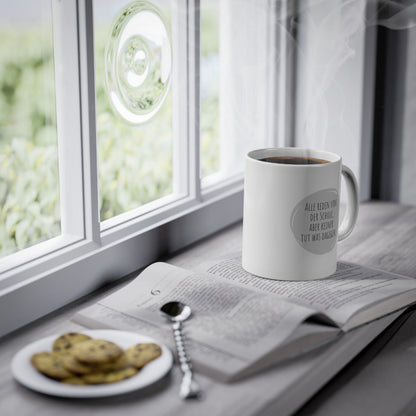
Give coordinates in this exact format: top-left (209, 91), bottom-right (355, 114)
top-left (160, 301), bottom-right (191, 322)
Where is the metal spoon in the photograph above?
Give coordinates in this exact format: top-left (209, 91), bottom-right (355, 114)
top-left (160, 301), bottom-right (201, 400)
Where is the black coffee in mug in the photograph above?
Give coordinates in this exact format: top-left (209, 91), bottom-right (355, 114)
top-left (259, 156), bottom-right (330, 165)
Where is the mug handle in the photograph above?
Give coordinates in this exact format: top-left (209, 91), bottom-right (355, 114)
top-left (338, 164), bottom-right (359, 241)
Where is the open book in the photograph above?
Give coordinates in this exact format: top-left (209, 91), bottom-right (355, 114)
top-left (73, 255), bottom-right (416, 382)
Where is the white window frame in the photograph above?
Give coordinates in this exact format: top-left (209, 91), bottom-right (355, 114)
top-left (3, 0), bottom-right (369, 338)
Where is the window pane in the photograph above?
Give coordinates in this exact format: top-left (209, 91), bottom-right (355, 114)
top-left (0, 1), bottom-right (60, 258)
top-left (200, 0), bottom-right (220, 179)
top-left (200, 0), bottom-right (271, 185)
top-left (94, 0), bottom-right (174, 221)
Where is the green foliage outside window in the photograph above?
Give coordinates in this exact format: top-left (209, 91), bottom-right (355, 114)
top-left (0, 28), bottom-right (60, 257)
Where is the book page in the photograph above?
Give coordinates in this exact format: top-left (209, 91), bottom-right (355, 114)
top-left (97, 262), bottom-right (320, 362)
top-left (202, 255), bottom-right (416, 327)
top-left (72, 302), bottom-right (250, 382)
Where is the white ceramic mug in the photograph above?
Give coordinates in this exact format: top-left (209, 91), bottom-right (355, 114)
top-left (242, 147), bottom-right (359, 280)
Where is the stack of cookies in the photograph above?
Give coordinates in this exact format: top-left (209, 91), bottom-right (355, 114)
top-left (30, 332), bottom-right (162, 385)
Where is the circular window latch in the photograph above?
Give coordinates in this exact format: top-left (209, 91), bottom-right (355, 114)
top-left (105, 1), bottom-right (172, 124)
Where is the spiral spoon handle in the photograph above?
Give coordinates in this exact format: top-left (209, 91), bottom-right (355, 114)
top-left (171, 321), bottom-right (201, 399)
top-left (160, 301), bottom-right (202, 400)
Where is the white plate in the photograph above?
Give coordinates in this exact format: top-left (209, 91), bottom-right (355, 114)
top-left (11, 329), bottom-right (173, 398)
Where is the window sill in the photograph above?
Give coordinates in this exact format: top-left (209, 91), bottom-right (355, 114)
top-left (0, 184), bottom-right (244, 337)
top-left (1, 201), bottom-right (416, 415)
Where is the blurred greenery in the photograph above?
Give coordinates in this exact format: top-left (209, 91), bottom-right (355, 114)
top-left (200, 1), bottom-right (220, 177)
top-left (0, 27), bottom-right (60, 257)
top-left (0, 4), bottom-right (220, 258)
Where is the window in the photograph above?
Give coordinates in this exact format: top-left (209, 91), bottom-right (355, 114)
top-left (0, 0), bottom-right (375, 337)
top-left (201, 0), bottom-right (283, 187)
top-left (0, 0), bottom-right (280, 337)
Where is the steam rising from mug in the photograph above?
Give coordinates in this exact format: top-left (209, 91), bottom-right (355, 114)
top-left (369, 0), bottom-right (416, 30)
top-left (276, 0), bottom-right (416, 152)
top-left (105, 1), bottom-right (172, 124)
top-left (216, 0), bottom-right (416, 176)
top-left (281, 0), bottom-right (416, 30)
